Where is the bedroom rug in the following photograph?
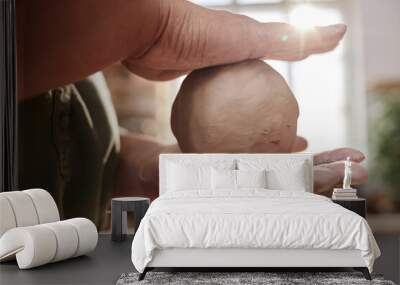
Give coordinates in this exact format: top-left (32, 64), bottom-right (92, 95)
top-left (116, 272), bottom-right (396, 285)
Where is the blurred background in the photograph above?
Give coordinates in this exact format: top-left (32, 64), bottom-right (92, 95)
top-left (102, 0), bottom-right (400, 216)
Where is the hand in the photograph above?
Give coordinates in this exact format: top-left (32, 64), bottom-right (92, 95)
top-left (115, 130), bottom-right (367, 198)
top-left (313, 148), bottom-right (368, 194)
top-left (289, 138), bottom-right (367, 194)
top-left (113, 132), bottom-right (181, 200)
top-left (23, 0), bottom-right (346, 97)
top-left (123, 0), bottom-right (347, 80)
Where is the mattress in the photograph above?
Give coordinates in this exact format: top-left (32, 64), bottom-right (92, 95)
top-left (131, 190), bottom-right (380, 273)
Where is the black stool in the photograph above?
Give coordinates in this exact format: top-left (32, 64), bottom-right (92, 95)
top-left (111, 197), bottom-right (150, 242)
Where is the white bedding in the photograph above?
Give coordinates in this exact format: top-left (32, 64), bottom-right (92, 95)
top-left (131, 190), bottom-right (380, 273)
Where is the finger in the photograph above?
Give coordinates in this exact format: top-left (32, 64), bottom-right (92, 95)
top-left (196, 20), bottom-right (347, 66)
top-left (313, 148), bottom-right (365, 165)
top-left (268, 38), bottom-right (341, 62)
top-left (258, 23), bottom-right (346, 61)
top-left (314, 161), bottom-right (368, 194)
top-left (291, 136), bottom-right (308, 152)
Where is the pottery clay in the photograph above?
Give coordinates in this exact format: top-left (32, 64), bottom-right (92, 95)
top-left (171, 60), bottom-right (299, 153)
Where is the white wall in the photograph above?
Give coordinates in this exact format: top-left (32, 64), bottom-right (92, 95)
top-left (361, 0), bottom-right (400, 85)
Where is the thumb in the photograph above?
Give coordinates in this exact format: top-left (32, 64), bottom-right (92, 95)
top-left (291, 136), bottom-right (308, 152)
top-left (135, 1), bottom-right (347, 72)
top-left (191, 5), bottom-right (347, 66)
top-left (253, 23), bottom-right (347, 61)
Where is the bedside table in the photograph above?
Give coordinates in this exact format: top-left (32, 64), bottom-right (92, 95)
top-left (332, 198), bottom-right (366, 218)
top-left (111, 197), bottom-right (150, 242)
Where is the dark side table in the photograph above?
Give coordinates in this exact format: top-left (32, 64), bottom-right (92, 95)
top-left (112, 197), bottom-right (150, 242)
top-left (332, 198), bottom-right (366, 218)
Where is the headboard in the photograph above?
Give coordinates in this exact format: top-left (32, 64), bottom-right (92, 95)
top-left (159, 153), bottom-right (314, 195)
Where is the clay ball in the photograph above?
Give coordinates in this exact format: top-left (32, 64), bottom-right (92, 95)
top-left (171, 60), bottom-right (299, 153)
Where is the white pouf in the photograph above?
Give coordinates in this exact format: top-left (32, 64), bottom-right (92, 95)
top-left (0, 189), bottom-right (98, 269)
top-left (0, 219), bottom-right (98, 269)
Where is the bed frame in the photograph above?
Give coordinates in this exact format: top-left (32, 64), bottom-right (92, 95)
top-left (139, 154), bottom-right (371, 281)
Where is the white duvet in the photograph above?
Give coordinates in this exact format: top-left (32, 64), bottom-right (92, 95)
top-left (131, 190), bottom-right (380, 273)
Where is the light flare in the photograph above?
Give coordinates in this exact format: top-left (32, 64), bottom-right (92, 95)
top-left (290, 4), bottom-right (319, 32)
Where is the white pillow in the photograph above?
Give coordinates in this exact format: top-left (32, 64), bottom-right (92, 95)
top-left (236, 169), bottom-right (267, 189)
top-left (211, 169), bottom-right (268, 190)
top-left (166, 159), bottom-right (236, 192)
top-left (167, 162), bottom-right (211, 191)
top-left (211, 169), bottom-right (236, 190)
top-left (266, 166), bottom-right (307, 191)
top-left (238, 159), bottom-right (308, 191)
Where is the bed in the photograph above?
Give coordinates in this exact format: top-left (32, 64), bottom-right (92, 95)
top-left (131, 154), bottom-right (380, 281)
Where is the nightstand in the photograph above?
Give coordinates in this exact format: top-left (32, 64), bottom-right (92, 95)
top-left (332, 198), bottom-right (366, 218)
top-left (111, 197), bottom-right (150, 242)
